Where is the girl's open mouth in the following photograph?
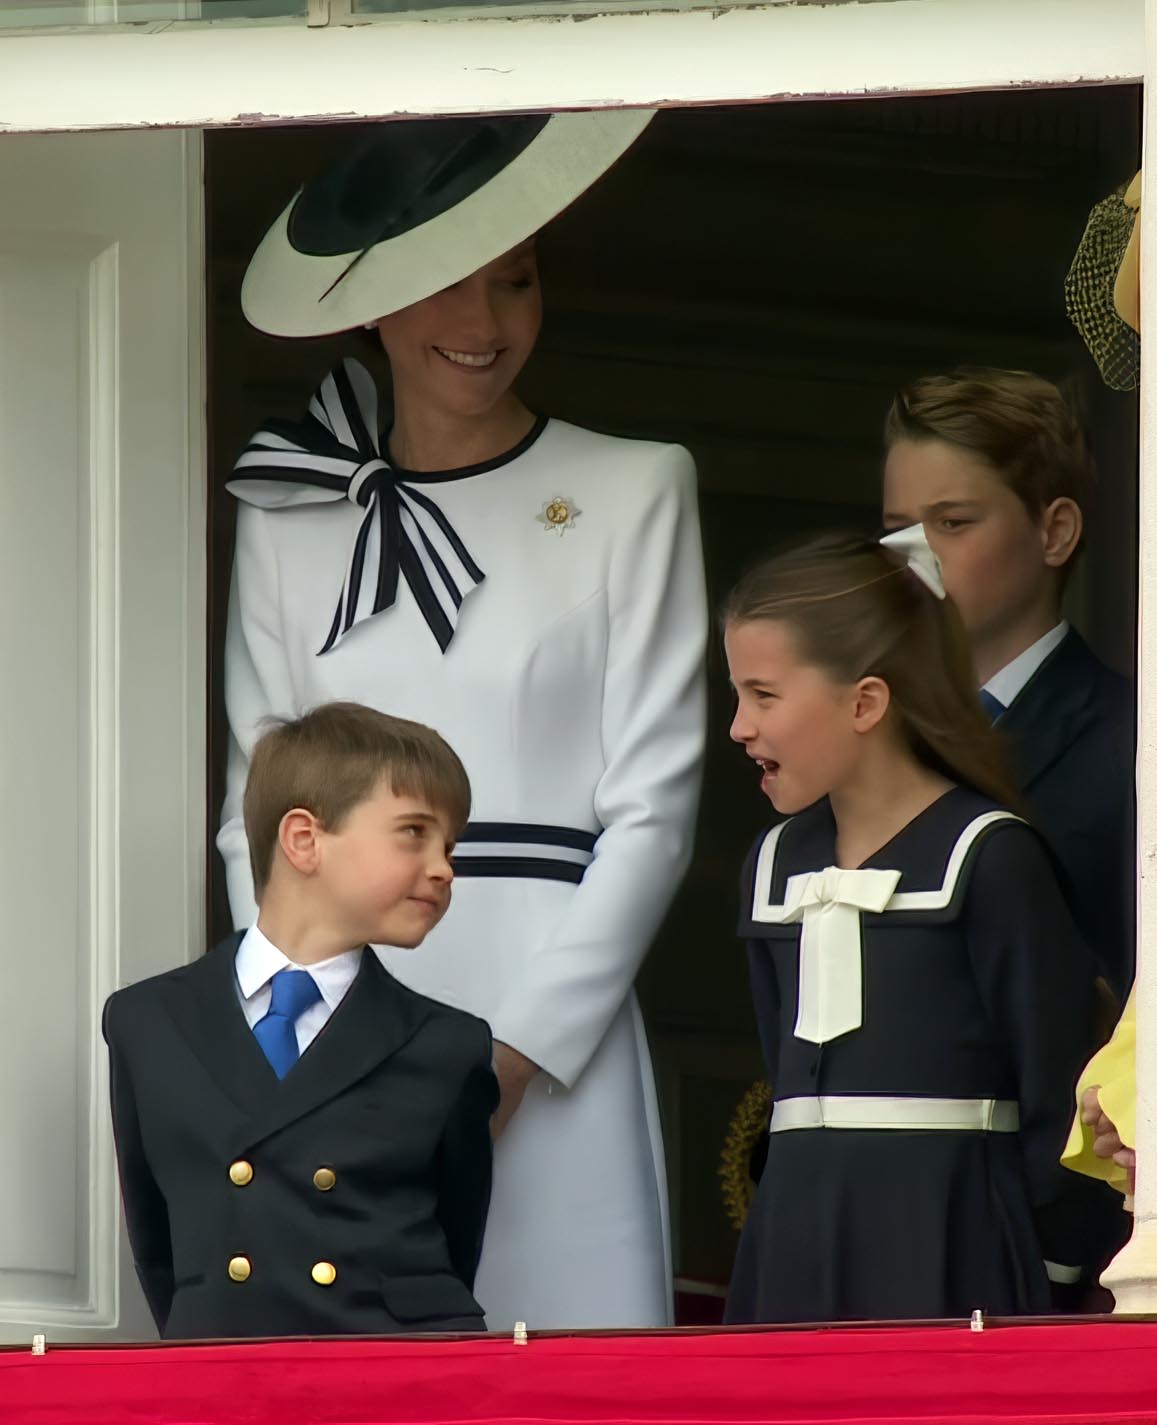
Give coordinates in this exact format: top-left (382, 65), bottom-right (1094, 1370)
top-left (755, 757), bottom-right (780, 793)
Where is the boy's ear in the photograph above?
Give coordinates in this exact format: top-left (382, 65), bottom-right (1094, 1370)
top-left (278, 806), bottom-right (324, 876)
top-left (852, 675), bottom-right (891, 733)
top-left (1041, 496), bottom-right (1083, 570)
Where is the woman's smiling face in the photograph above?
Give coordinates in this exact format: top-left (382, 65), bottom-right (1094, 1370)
top-left (374, 240), bottom-right (542, 421)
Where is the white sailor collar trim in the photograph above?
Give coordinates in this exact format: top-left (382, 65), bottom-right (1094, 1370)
top-left (750, 809), bottom-right (1023, 924)
top-left (749, 810), bottom-right (1023, 1046)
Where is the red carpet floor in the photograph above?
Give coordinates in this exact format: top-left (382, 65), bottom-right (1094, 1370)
top-left (5, 1320), bottom-right (1157, 1425)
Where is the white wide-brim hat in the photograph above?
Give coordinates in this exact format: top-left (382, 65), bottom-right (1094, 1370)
top-left (242, 108), bottom-right (655, 339)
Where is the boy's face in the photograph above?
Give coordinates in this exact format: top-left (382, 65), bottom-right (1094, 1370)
top-left (882, 437), bottom-right (1056, 649)
top-left (315, 780), bottom-right (456, 949)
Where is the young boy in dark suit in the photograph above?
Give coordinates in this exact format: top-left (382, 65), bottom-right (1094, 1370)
top-left (104, 701), bottom-right (498, 1339)
top-left (883, 368), bottom-right (1135, 1001)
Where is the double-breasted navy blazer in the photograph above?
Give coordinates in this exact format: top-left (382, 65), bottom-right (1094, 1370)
top-left (103, 935), bottom-right (498, 1339)
top-left (998, 629), bottom-right (1135, 999)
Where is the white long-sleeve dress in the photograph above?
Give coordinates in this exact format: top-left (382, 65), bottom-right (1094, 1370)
top-left (218, 363), bottom-right (707, 1329)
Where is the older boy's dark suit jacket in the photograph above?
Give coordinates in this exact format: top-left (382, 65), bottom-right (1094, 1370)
top-left (999, 628), bottom-right (1136, 1000)
top-left (103, 935), bottom-right (498, 1340)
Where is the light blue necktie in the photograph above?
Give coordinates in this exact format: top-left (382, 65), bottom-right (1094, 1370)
top-left (979, 688), bottom-right (1006, 723)
top-left (253, 968), bottom-right (322, 1079)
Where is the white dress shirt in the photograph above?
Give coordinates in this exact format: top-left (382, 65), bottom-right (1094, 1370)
top-left (983, 621), bottom-right (1069, 712)
top-left (234, 923), bottom-right (363, 1055)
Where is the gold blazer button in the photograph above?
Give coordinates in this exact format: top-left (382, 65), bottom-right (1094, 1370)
top-left (228, 1160), bottom-right (254, 1187)
top-left (312, 1167), bottom-right (336, 1192)
top-left (227, 1255), bottom-right (251, 1283)
top-left (311, 1261), bottom-right (337, 1287)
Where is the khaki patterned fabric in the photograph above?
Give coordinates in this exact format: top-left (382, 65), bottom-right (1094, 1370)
top-left (1065, 179), bottom-right (1141, 392)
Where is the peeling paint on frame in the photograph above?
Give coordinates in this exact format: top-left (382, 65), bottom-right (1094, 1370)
top-left (0, 0), bottom-right (1143, 136)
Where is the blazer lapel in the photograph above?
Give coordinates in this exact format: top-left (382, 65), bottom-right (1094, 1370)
top-left (159, 933), bottom-right (280, 1118)
top-left (229, 949), bottom-right (431, 1156)
top-left (999, 629), bottom-right (1098, 790)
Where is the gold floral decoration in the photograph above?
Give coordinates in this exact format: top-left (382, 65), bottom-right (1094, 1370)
top-left (719, 1079), bottom-right (773, 1232)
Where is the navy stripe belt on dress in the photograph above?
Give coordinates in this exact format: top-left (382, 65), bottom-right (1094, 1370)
top-left (452, 822), bottom-right (598, 884)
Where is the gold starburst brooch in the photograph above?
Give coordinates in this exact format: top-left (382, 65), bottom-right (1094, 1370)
top-left (536, 496), bottom-right (582, 535)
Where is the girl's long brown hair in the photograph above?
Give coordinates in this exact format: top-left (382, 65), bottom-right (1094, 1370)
top-left (723, 534), bottom-right (1021, 810)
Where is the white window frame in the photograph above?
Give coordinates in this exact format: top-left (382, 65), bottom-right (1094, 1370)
top-left (1100, 0), bottom-right (1155, 1315)
top-left (0, 0), bottom-right (1152, 1308)
top-left (0, 0), bottom-right (1142, 134)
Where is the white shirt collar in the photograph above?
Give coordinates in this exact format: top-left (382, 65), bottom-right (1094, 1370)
top-left (234, 923), bottom-right (364, 1011)
top-left (983, 621), bottom-right (1069, 711)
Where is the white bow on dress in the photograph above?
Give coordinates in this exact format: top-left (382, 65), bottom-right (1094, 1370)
top-left (228, 359), bottom-right (485, 655)
top-left (781, 866), bottom-right (902, 1044)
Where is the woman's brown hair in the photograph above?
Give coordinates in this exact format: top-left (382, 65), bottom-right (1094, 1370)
top-left (723, 534), bottom-right (1021, 810)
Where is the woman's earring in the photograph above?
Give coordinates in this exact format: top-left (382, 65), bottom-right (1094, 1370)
top-left (363, 322), bottom-right (376, 331)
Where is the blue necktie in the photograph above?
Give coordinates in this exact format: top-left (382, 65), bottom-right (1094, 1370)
top-left (253, 968), bottom-right (322, 1078)
top-left (979, 688), bottom-right (1006, 723)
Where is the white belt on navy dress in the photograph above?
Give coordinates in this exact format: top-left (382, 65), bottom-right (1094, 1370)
top-left (768, 1095), bottom-right (1020, 1133)
top-left (766, 1095), bottom-right (1081, 1285)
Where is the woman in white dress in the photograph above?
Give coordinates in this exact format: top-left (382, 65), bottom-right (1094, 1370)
top-left (218, 110), bottom-right (707, 1330)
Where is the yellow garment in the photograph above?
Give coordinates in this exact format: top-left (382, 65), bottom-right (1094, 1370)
top-left (1062, 986), bottom-right (1136, 1194)
top-left (1114, 171), bottom-right (1141, 334)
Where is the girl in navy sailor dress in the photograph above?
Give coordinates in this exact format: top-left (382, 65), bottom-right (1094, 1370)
top-left (722, 532), bottom-right (1119, 1324)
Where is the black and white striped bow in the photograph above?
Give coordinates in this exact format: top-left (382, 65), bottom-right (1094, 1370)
top-left (227, 360), bottom-right (485, 655)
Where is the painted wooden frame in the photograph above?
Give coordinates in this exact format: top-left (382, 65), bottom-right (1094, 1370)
top-left (0, 0), bottom-right (1142, 135)
top-left (1099, 0), bottom-right (1152, 1314)
top-left (0, 128), bottom-right (205, 1343)
top-left (0, 0), bottom-right (1148, 1317)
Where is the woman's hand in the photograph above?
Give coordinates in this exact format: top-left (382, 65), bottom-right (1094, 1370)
top-left (1081, 1085), bottom-right (1136, 1194)
top-left (491, 1041), bottom-right (541, 1139)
